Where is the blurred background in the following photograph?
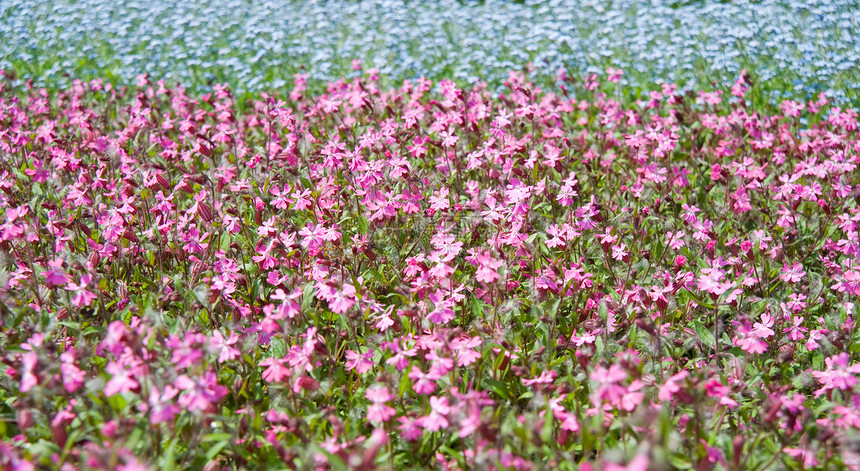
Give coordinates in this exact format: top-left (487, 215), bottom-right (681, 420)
top-left (1, 0), bottom-right (858, 104)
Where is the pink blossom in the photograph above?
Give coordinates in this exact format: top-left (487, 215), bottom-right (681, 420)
top-left (522, 370), bottom-right (557, 386)
top-left (260, 356), bottom-right (291, 383)
top-left (397, 416), bottom-right (423, 441)
top-left (365, 386), bottom-right (396, 425)
top-left (604, 454), bottom-right (649, 471)
top-left (345, 349), bottom-right (375, 375)
top-left (104, 361), bottom-right (139, 397)
top-left (409, 366), bottom-right (439, 395)
top-left (474, 250), bottom-right (505, 284)
top-left (658, 370), bottom-right (689, 401)
top-left (417, 396), bottom-right (450, 431)
top-left (780, 262), bottom-right (806, 284)
top-left (812, 353), bottom-right (860, 397)
top-left (174, 370), bottom-right (227, 412)
top-left (64, 275), bottom-right (97, 307)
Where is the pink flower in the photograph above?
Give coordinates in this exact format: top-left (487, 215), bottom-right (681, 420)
top-left (397, 416), bottom-right (423, 441)
top-left (64, 275), bottom-right (97, 307)
top-left (417, 396), bottom-right (450, 432)
top-left (425, 290), bottom-right (455, 324)
top-left (701, 440), bottom-right (727, 466)
top-left (806, 329), bottom-right (824, 351)
top-left (545, 224), bottom-right (567, 248)
top-left (175, 370), bottom-right (227, 412)
top-left (104, 361), bottom-right (139, 396)
top-left (783, 314), bottom-right (808, 341)
top-left (41, 257), bottom-right (70, 287)
top-left (612, 243), bottom-right (630, 262)
top-left (780, 262), bottom-right (806, 284)
top-left (604, 454), bottom-right (649, 471)
top-left (522, 370), bottom-right (557, 386)
top-left (345, 349), bottom-right (375, 374)
top-left (270, 288), bottom-right (302, 319)
top-left (409, 366), bottom-right (439, 395)
top-left (60, 350), bottom-right (85, 393)
top-left (619, 380), bottom-right (645, 412)
top-left (384, 338), bottom-right (417, 371)
top-left (260, 356), bottom-right (291, 383)
top-left (450, 336), bottom-right (482, 367)
top-left (142, 385), bottom-right (181, 424)
top-left (665, 231), bottom-right (685, 250)
top-left (547, 395), bottom-right (580, 433)
top-left (19, 351), bottom-right (38, 392)
top-left (475, 251), bottom-right (504, 284)
top-left (366, 386), bottom-right (396, 425)
top-left (658, 370), bottom-right (689, 401)
top-left (329, 283), bottom-right (356, 314)
top-left (591, 364), bottom-right (627, 385)
top-left (812, 353), bottom-right (860, 397)
top-left (734, 314), bottom-right (774, 354)
top-left (784, 447), bottom-right (820, 468)
top-left (208, 330), bottom-right (241, 363)
top-left (704, 379), bottom-right (737, 408)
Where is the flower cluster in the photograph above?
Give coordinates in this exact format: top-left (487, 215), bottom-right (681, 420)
top-left (1, 66), bottom-right (859, 469)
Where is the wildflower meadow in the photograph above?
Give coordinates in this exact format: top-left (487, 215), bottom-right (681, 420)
top-left (2, 2), bottom-right (860, 471)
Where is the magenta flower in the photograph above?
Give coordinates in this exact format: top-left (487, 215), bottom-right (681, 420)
top-left (175, 370), bottom-right (227, 412)
top-left (397, 416), bottom-right (423, 442)
top-left (260, 356), bottom-right (291, 383)
top-left (522, 370), bottom-right (556, 387)
top-left (657, 370), bottom-right (688, 402)
top-left (59, 350), bottom-right (85, 393)
top-left (409, 366), bottom-right (439, 395)
top-left (141, 385), bottom-right (181, 424)
top-left (474, 251), bottom-right (504, 284)
top-left (366, 386), bottom-right (396, 425)
top-left (604, 454), bottom-right (649, 471)
top-left (345, 349), bottom-right (375, 375)
top-left (64, 275), bottom-right (97, 307)
top-left (780, 262), bottom-right (806, 284)
top-left (104, 361), bottom-right (139, 397)
top-left (417, 396), bottom-right (450, 432)
top-left (812, 353), bottom-right (860, 397)
top-left (41, 257), bottom-right (70, 287)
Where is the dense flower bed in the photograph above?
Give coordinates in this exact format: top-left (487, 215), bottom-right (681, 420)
top-left (1, 67), bottom-right (860, 469)
top-left (1, 0), bottom-right (859, 104)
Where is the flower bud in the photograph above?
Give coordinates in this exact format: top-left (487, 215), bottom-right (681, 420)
top-left (198, 202), bottom-right (213, 223)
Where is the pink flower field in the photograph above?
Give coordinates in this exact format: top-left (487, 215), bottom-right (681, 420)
top-left (1, 67), bottom-right (860, 469)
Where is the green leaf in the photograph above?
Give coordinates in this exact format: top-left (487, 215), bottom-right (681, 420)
top-left (482, 378), bottom-right (511, 400)
top-left (269, 337), bottom-right (286, 358)
top-left (302, 281), bottom-right (316, 312)
top-left (205, 440), bottom-right (230, 461)
top-left (162, 437), bottom-right (179, 471)
top-left (695, 321), bottom-right (715, 347)
top-left (668, 452), bottom-right (692, 469)
top-left (203, 433), bottom-right (232, 442)
top-left (399, 369), bottom-right (411, 397)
